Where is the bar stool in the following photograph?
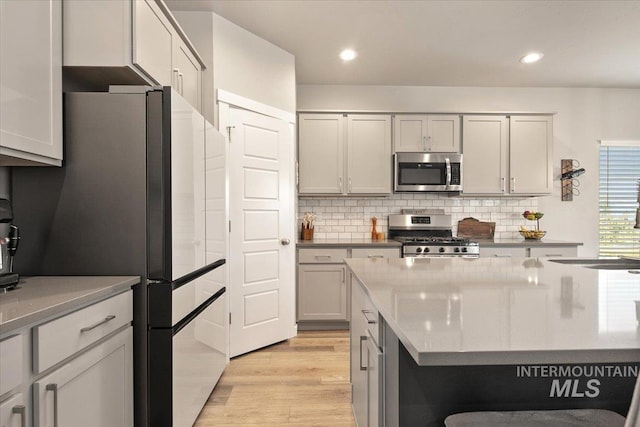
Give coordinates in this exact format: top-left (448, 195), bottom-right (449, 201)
top-left (444, 374), bottom-right (640, 427)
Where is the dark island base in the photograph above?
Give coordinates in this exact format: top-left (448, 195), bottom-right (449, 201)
top-left (395, 344), bottom-right (638, 426)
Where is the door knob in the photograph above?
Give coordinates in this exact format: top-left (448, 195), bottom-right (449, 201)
top-left (281, 238), bottom-right (291, 245)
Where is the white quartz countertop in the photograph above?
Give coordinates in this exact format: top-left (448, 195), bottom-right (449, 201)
top-left (345, 257), bottom-right (640, 366)
top-left (0, 276), bottom-right (140, 334)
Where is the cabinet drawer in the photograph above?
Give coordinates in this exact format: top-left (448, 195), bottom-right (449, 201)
top-left (298, 248), bottom-right (348, 264)
top-left (33, 290), bottom-right (133, 373)
top-left (0, 335), bottom-right (23, 395)
top-left (529, 246), bottom-right (577, 258)
top-left (352, 247), bottom-right (400, 259)
top-left (479, 247), bottom-right (527, 258)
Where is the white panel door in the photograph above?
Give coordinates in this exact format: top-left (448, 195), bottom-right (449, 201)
top-left (229, 107), bottom-right (295, 357)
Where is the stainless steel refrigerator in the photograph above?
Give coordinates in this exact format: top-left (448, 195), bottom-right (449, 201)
top-left (12, 86), bottom-right (228, 427)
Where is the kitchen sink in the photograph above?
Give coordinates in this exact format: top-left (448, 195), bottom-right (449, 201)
top-left (549, 257), bottom-right (640, 271)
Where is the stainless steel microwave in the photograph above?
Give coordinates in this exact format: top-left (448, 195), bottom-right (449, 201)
top-left (394, 152), bottom-right (462, 192)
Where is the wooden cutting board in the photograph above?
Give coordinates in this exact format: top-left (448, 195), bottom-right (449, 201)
top-left (457, 217), bottom-right (495, 239)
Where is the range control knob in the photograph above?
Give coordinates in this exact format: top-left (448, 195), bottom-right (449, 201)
top-left (424, 247), bottom-right (430, 253)
top-left (416, 247), bottom-right (423, 253)
top-left (439, 247), bottom-right (445, 253)
top-left (461, 247), bottom-right (468, 253)
top-left (454, 247), bottom-right (460, 253)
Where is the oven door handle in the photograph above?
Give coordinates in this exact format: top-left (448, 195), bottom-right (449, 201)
top-left (445, 157), bottom-right (452, 187)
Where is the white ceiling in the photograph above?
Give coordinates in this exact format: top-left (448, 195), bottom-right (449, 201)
top-left (166, 0), bottom-right (640, 88)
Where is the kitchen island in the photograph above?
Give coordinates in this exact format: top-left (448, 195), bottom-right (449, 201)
top-left (345, 257), bottom-right (640, 426)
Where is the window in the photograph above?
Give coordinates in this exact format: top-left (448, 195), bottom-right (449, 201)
top-left (598, 141), bottom-right (640, 258)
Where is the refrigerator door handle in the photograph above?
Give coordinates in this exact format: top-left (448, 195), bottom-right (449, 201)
top-left (172, 287), bottom-right (226, 336)
top-left (171, 259), bottom-right (225, 291)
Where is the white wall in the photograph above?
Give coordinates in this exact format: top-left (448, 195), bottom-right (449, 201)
top-left (174, 12), bottom-right (296, 126)
top-left (297, 85), bottom-right (640, 256)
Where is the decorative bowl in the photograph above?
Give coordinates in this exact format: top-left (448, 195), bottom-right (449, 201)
top-left (519, 230), bottom-right (546, 240)
top-left (522, 212), bottom-right (544, 221)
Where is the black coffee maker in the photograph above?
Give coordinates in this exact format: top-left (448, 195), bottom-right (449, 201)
top-left (0, 198), bottom-right (20, 290)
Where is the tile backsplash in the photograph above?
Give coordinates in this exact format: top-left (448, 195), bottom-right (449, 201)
top-left (298, 194), bottom-right (538, 240)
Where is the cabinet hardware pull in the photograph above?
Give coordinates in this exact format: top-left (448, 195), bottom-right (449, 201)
top-left (359, 335), bottom-right (367, 370)
top-left (422, 136), bottom-right (427, 151)
top-left (493, 254), bottom-right (512, 258)
top-left (80, 315), bottom-right (116, 332)
top-left (362, 309), bottom-right (377, 324)
top-left (546, 254), bottom-right (563, 257)
top-left (511, 177), bottom-right (516, 192)
top-left (501, 177), bottom-right (506, 193)
top-left (12, 405), bottom-right (26, 427)
top-left (315, 255), bottom-right (331, 261)
top-left (178, 72), bottom-right (184, 95)
top-left (427, 135), bottom-right (432, 151)
top-left (339, 177), bottom-right (343, 192)
top-left (445, 157), bottom-right (452, 187)
top-left (348, 177), bottom-right (352, 193)
top-left (367, 255), bottom-right (384, 258)
top-left (46, 384), bottom-right (58, 427)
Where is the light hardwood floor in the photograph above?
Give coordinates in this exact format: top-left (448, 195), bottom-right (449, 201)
top-left (194, 330), bottom-right (357, 427)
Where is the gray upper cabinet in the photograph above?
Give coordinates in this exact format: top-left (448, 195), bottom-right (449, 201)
top-left (462, 115), bottom-right (553, 195)
top-left (298, 113), bottom-right (391, 195)
top-left (63, 0), bottom-right (204, 111)
top-left (0, 0), bottom-right (62, 166)
top-left (393, 114), bottom-right (460, 153)
top-left (298, 114), bottom-right (344, 194)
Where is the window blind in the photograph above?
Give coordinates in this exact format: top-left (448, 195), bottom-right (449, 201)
top-left (599, 144), bottom-right (640, 258)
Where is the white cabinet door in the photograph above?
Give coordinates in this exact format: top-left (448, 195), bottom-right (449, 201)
top-left (173, 38), bottom-right (202, 111)
top-left (298, 114), bottom-right (344, 194)
top-left (462, 116), bottom-right (509, 194)
top-left (393, 115), bottom-right (426, 152)
top-left (33, 328), bottom-right (133, 427)
top-left (132, 0), bottom-right (174, 86)
top-left (0, 393), bottom-right (26, 427)
top-left (427, 115), bottom-right (460, 152)
top-left (509, 116), bottom-right (553, 195)
top-left (347, 115), bottom-right (391, 194)
top-left (297, 264), bottom-right (348, 321)
top-left (393, 115), bottom-right (460, 153)
top-left (0, 0), bottom-right (62, 166)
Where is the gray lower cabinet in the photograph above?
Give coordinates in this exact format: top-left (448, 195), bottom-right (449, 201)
top-left (351, 275), bottom-right (384, 427)
top-left (298, 264), bottom-right (348, 321)
top-left (297, 246), bottom-right (400, 328)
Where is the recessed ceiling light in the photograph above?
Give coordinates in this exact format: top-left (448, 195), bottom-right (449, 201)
top-left (520, 52), bottom-right (544, 64)
top-left (340, 49), bottom-right (357, 61)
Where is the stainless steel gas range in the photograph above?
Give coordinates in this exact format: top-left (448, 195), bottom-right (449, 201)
top-left (388, 212), bottom-right (479, 258)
